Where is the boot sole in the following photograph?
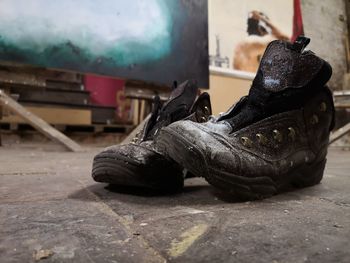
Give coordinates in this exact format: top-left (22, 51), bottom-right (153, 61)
top-left (92, 152), bottom-right (184, 191)
top-left (157, 128), bottom-right (326, 200)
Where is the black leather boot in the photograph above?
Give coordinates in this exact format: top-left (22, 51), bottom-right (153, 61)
top-left (92, 80), bottom-right (212, 191)
top-left (156, 37), bottom-right (335, 199)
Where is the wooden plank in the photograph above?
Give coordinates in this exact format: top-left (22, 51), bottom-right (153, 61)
top-left (41, 71), bottom-right (82, 84)
top-left (13, 88), bottom-right (90, 105)
top-left (125, 86), bottom-right (169, 101)
top-left (125, 79), bottom-right (170, 91)
top-left (0, 62), bottom-right (82, 83)
top-left (0, 89), bottom-right (83, 152)
top-left (0, 70), bottom-right (46, 87)
top-left (329, 122), bottom-right (350, 144)
top-left (45, 80), bottom-right (83, 90)
top-left (1, 106), bottom-right (91, 125)
top-left (335, 103), bottom-right (350, 108)
top-left (125, 80), bottom-right (170, 102)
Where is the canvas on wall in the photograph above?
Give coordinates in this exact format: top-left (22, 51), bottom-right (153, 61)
top-left (0, 0), bottom-right (209, 88)
top-left (209, 0), bottom-right (295, 74)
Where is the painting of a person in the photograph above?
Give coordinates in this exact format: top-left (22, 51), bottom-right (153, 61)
top-left (233, 10), bottom-right (290, 72)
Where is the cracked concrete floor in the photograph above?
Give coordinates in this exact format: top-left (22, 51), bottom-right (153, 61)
top-left (0, 145), bottom-right (349, 262)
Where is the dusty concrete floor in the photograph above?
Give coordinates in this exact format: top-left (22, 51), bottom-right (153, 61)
top-left (0, 144), bottom-right (349, 263)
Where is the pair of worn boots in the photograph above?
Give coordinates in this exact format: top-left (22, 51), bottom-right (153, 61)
top-left (92, 37), bottom-right (335, 200)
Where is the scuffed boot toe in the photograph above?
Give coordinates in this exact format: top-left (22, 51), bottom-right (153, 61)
top-left (92, 143), bottom-right (184, 191)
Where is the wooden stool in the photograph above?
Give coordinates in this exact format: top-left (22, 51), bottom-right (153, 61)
top-left (124, 80), bottom-right (170, 125)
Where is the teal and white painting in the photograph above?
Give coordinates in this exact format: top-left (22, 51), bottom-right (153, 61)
top-left (0, 0), bottom-right (208, 87)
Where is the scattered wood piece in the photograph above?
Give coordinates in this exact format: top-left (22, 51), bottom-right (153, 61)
top-left (0, 89), bottom-right (83, 152)
top-left (329, 123), bottom-right (350, 144)
top-left (33, 249), bottom-right (54, 261)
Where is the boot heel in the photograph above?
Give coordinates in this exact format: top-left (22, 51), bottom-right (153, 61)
top-left (291, 159), bottom-right (326, 188)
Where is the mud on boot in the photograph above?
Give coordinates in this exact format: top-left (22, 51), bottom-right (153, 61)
top-left (155, 37), bottom-right (335, 200)
top-left (92, 80), bottom-right (212, 191)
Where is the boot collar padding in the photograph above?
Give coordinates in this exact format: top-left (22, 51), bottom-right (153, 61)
top-left (258, 40), bottom-right (324, 92)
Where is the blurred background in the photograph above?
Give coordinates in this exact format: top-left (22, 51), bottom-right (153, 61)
top-left (0, 0), bottom-right (349, 149)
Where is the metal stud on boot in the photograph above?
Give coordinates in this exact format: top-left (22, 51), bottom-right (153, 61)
top-left (155, 37), bottom-right (335, 199)
top-left (92, 80), bottom-right (212, 191)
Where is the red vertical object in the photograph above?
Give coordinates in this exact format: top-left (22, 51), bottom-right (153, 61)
top-left (291, 0), bottom-right (304, 42)
top-left (84, 75), bottom-right (125, 107)
top-left (84, 75), bottom-right (132, 123)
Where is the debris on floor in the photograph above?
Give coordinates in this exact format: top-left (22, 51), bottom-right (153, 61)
top-left (33, 249), bottom-right (54, 261)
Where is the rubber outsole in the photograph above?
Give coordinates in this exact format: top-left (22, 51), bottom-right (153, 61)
top-left (92, 152), bottom-right (184, 191)
top-left (156, 127), bottom-right (326, 200)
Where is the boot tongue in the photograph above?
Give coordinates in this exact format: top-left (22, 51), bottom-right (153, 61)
top-left (162, 80), bottom-right (197, 109)
top-left (141, 95), bottom-right (162, 140)
top-left (218, 37), bottom-right (332, 132)
top-left (255, 37), bottom-right (325, 93)
top-left (142, 80), bottom-right (198, 141)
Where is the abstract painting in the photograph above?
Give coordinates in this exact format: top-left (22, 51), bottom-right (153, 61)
top-left (0, 0), bottom-right (209, 87)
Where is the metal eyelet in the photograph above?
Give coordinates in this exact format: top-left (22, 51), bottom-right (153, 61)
top-left (256, 133), bottom-right (268, 145)
top-left (200, 116), bottom-right (207, 122)
top-left (241, 136), bottom-right (252, 147)
top-left (319, 102), bottom-right (327, 112)
top-left (273, 130), bottom-right (283, 142)
top-left (203, 106), bottom-right (210, 115)
top-left (288, 127), bottom-right (296, 141)
top-left (310, 114), bottom-right (319, 125)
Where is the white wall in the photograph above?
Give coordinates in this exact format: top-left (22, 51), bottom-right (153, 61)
top-left (302, 0), bottom-right (348, 90)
